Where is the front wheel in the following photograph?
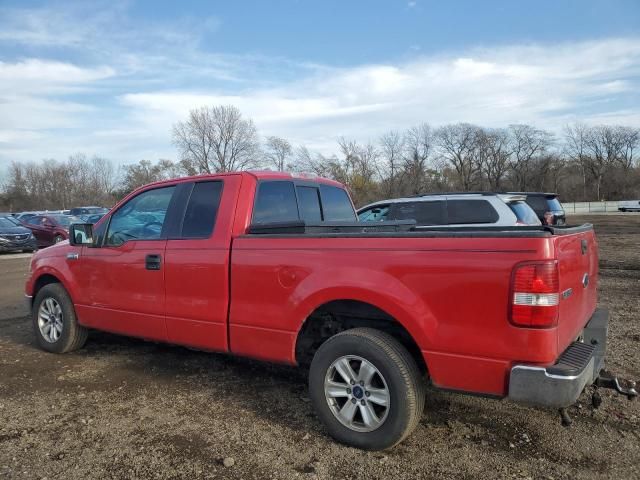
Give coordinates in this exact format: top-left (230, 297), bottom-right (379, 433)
top-left (309, 328), bottom-right (425, 450)
top-left (54, 235), bottom-right (64, 244)
top-left (32, 283), bottom-right (88, 353)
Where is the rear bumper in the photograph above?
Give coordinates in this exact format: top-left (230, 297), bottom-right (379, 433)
top-left (508, 308), bottom-right (608, 408)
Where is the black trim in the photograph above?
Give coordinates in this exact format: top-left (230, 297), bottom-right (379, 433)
top-left (164, 182), bottom-right (193, 239)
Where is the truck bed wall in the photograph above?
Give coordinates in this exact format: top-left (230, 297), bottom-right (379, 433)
top-left (229, 235), bottom-right (562, 396)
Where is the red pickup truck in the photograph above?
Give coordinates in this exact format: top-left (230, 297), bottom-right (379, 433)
top-left (26, 171), bottom-right (609, 450)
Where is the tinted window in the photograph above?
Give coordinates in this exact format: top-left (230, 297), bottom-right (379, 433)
top-left (358, 205), bottom-right (390, 222)
top-left (525, 196), bottom-right (548, 214)
top-left (319, 185), bottom-right (356, 221)
top-left (388, 201), bottom-right (445, 225)
top-left (296, 186), bottom-right (322, 222)
top-left (447, 200), bottom-right (499, 224)
top-left (508, 202), bottom-right (541, 225)
top-left (253, 181), bottom-right (299, 223)
top-left (106, 186), bottom-right (175, 245)
top-left (181, 181), bottom-right (223, 238)
top-left (546, 197), bottom-right (563, 212)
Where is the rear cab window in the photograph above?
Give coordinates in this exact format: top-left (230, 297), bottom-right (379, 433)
top-left (252, 181), bottom-right (355, 224)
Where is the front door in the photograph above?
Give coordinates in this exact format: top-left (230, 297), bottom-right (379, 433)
top-left (74, 185), bottom-right (176, 341)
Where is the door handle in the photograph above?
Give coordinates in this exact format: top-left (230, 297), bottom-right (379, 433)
top-left (145, 254), bottom-right (162, 271)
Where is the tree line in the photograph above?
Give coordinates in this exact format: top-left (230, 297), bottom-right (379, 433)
top-left (1, 104), bottom-right (639, 211)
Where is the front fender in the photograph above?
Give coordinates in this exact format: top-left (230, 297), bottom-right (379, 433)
top-left (29, 256), bottom-right (79, 304)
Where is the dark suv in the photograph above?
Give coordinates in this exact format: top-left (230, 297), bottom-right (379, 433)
top-left (507, 192), bottom-right (566, 225)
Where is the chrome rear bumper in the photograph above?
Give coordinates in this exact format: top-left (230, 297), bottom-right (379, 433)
top-left (508, 308), bottom-right (608, 408)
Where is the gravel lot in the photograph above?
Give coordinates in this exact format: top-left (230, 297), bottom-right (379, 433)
top-left (0, 215), bottom-right (638, 479)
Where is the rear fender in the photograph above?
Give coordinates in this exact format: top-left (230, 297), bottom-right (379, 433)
top-left (291, 267), bottom-right (437, 359)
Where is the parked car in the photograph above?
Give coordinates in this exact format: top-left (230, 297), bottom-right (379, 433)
top-left (507, 192), bottom-right (566, 225)
top-left (15, 212), bottom-right (41, 223)
top-left (69, 206), bottom-right (109, 216)
top-left (0, 216), bottom-right (37, 253)
top-left (618, 200), bottom-right (640, 212)
top-left (358, 193), bottom-right (541, 226)
top-left (21, 214), bottom-right (82, 247)
top-left (27, 171), bottom-right (611, 450)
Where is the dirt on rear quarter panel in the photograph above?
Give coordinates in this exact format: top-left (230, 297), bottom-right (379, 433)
top-left (0, 215), bottom-right (639, 479)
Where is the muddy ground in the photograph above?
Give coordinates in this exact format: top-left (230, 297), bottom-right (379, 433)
top-left (0, 215), bottom-right (638, 479)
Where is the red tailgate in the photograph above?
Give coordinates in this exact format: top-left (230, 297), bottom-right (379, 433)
top-left (555, 228), bottom-right (599, 354)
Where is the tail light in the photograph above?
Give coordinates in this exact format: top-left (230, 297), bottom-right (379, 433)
top-left (509, 261), bottom-right (559, 328)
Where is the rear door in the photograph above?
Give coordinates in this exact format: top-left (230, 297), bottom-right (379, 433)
top-left (164, 175), bottom-right (240, 351)
top-left (555, 228), bottom-right (599, 352)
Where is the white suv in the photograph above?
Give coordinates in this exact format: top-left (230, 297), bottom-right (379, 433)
top-left (357, 193), bottom-right (541, 227)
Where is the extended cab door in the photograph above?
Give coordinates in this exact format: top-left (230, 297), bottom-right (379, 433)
top-left (74, 185), bottom-right (177, 341)
top-left (163, 175), bottom-right (241, 351)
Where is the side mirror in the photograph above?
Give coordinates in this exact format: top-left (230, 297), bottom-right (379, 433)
top-left (69, 223), bottom-right (94, 246)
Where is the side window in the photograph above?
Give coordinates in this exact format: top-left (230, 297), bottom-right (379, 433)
top-left (28, 216), bottom-right (42, 225)
top-left (447, 199), bottom-right (499, 224)
top-left (389, 201), bottom-right (445, 225)
top-left (106, 186), bottom-right (175, 245)
top-left (253, 181), bottom-right (299, 224)
top-left (296, 186), bottom-right (322, 222)
top-left (319, 185), bottom-right (356, 221)
top-left (358, 205), bottom-right (390, 222)
top-left (181, 181), bottom-right (223, 238)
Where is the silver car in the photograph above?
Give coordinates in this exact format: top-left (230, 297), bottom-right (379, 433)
top-left (357, 193), bottom-right (541, 227)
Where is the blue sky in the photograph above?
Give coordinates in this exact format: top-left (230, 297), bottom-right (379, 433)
top-left (0, 0), bottom-right (639, 170)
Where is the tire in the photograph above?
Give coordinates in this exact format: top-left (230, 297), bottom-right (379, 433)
top-left (54, 235), bottom-right (64, 244)
top-left (32, 283), bottom-right (88, 353)
top-left (23, 249), bottom-right (35, 253)
top-left (309, 328), bottom-right (425, 450)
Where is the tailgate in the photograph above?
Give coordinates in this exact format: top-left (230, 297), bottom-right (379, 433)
top-left (555, 226), bottom-right (599, 353)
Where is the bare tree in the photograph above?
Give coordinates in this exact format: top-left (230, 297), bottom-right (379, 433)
top-left (584, 125), bottom-right (635, 200)
top-left (172, 105), bottom-right (260, 173)
top-left (508, 124), bottom-right (553, 190)
top-left (378, 131), bottom-right (404, 197)
top-left (436, 123), bottom-right (482, 190)
top-left (263, 136), bottom-right (292, 171)
top-left (564, 123), bottom-right (591, 200)
top-left (478, 128), bottom-right (511, 190)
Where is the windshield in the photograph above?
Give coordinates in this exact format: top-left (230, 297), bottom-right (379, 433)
top-left (0, 216), bottom-right (20, 226)
top-left (508, 202), bottom-right (541, 225)
top-left (0, 217), bottom-right (18, 228)
top-left (50, 215), bottom-right (82, 227)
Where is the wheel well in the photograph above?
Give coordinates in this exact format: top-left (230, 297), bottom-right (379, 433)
top-left (295, 300), bottom-right (426, 373)
top-left (32, 274), bottom-right (61, 301)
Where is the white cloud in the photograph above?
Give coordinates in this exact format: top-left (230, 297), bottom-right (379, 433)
top-left (113, 37), bottom-right (640, 156)
top-left (0, 34), bottom-right (639, 166)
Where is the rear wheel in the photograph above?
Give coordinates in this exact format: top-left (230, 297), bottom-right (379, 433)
top-left (32, 283), bottom-right (88, 353)
top-left (54, 235), bottom-right (64, 244)
top-left (309, 328), bottom-right (425, 450)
